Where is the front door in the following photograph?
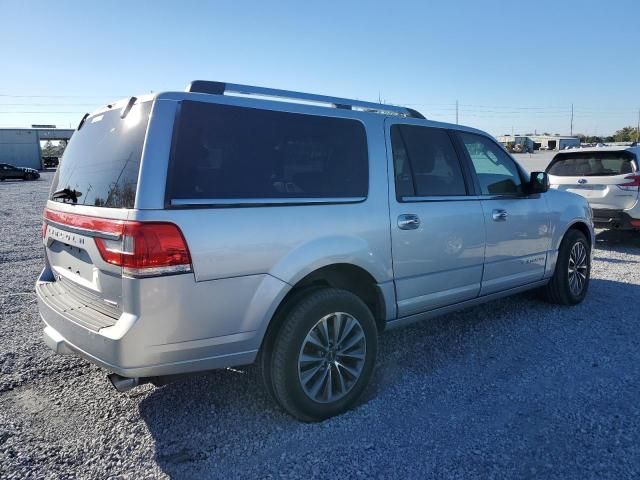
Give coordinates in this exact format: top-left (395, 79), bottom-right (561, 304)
top-left (456, 131), bottom-right (551, 295)
top-left (387, 120), bottom-right (486, 318)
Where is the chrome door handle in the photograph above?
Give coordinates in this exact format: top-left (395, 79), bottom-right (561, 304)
top-left (492, 209), bottom-right (508, 221)
top-left (398, 214), bottom-right (421, 230)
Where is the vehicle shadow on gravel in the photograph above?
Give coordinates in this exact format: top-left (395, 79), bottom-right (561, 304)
top-left (138, 276), bottom-right (640, 479)
top-left (595, 229), bottom-right (640, 250)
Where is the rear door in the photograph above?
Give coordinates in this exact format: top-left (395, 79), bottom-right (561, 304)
top-left (387, 120), bottom-right (486, 317)
top-left (456, 131), bottom-right (551, 295)
top-left (42, 100), bottom-right (153, 322)
top-left (546, 150), bottom-right (639, 210)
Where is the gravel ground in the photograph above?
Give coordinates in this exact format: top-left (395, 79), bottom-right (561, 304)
top-left (1, 172), bottom-right (640, 479)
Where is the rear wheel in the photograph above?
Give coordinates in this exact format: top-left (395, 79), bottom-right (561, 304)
top-left (542, 229), bottom-right (590, 305)
top-left (265, 288), bottom-right (377, 421)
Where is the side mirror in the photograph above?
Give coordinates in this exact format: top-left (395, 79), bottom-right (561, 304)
top-left (528, 171), bottom-right (550, 194)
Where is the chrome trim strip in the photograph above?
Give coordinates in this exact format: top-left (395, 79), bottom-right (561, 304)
top-left (400, 195), bottom-right (482, 202)
top-left (45, 220), bottom-right (122, 240)
top-left (170, 197), bottom-right (366, 207)
top-left (123, 264), bottom-right (192, 278)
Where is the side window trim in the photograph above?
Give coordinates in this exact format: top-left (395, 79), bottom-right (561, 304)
top-left (447, 129), bottom-right (479, 196)
top-left (394, 125), bottom-right (418, 197)
top-left (391, 123), bottom-right (472, 202)
top-left (164, 100), bottom-right (369, 206)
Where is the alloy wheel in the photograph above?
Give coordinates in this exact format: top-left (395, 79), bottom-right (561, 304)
top-left (297, 312), bottom-right (366, 403)
top-left (568, 241), bottom-right (588, 296)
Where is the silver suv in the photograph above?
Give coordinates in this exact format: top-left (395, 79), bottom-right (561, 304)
top-left (37, 81), bottom-right (594, 421)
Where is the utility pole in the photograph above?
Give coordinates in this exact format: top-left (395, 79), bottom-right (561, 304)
top-left (636, 107), bottom-right (640, 143)
top-left (455, 100), bottom-right (459, 124)
top-left (570, 103), bottom-right (574, 136)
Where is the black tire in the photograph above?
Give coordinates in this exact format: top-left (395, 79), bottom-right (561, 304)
top-left (24, 173), bottom-right (34, 181)
top-left (258, 286), bottom-right (323, 406)
top-left (266, 288), bottom-right (378, 422)
top-left (542, 229), bottom-right (591, 305)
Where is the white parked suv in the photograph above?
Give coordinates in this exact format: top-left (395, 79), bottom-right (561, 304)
top-left (546, 146), bottom-right (640, 230)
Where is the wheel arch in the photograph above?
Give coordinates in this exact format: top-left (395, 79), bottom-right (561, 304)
top-left (566, 220), bottom-right (592, 247)
top-left (258, 263), bottom-right (390, 363)
top-left (545, 219), bottom-right (594, 279)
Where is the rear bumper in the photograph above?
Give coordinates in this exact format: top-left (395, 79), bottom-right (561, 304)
top-left (592, 209), bottom-right (640, 230)
top-left (40, 319), bottom-right (257, 378)
top-left (36, 267), bottom-right (289, 378)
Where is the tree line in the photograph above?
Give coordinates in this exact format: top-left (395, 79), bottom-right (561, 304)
top-left (41, 140), bottom-right (67, 157)
top-left (576, 126), bottom-right (639, 144)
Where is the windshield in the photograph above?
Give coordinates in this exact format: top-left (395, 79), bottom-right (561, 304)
top-left (547, 151), bottom-right (637, 177)
top-left (50, 101), bottom-right (152, 208)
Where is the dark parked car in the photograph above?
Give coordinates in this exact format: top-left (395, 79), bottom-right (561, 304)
top-left (0, 163), bottom-right (40, 181)
top-left (43, 156), bottom-right (59, 168)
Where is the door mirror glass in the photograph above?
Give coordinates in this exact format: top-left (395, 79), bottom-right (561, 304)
top-left (528, 171), bottom-right (549, 194)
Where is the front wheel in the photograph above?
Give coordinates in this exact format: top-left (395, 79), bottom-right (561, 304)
top-left (266, 288), bottom-right (378, 422)
top-left (542, 229), bottom-right (591, 305)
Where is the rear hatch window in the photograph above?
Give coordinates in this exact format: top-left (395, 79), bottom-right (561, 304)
top-left (546, 151), bottom-right (637, 176)
top-left (50, 101), bottom-right (152, 208)
top-left (546, 150), bottom-right (640, 210)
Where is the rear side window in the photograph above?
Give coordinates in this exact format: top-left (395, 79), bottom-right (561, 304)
top-left (390, 124), bottom-right (467, 197)
top-left (458, 132), bottom-right (523, 195)
top-left (167, 101), bottom-right (368, 201)
top-left (547, 152), bottom-right (637, 176)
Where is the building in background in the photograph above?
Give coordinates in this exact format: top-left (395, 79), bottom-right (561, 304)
top-left (530, 135), bottom-right (580, 150)
top-left (497, 134), bottom-right (580, 152)
top-left (0, 127), bottom-right (74, 170)
top-left (496, 135), bottom-right (536, 153)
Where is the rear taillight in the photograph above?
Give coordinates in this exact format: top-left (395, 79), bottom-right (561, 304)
top-left (41, 221), bottom-right (48, 240)
top-left (95, 222), bottom-right (192, 277)
top-left (43, 208), bottom-right (192, 278)
top-left (617, 174), bottom-right (640, 191)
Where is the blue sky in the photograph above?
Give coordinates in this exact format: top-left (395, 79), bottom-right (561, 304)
top-left (1, 0), bottom-right (638, 136)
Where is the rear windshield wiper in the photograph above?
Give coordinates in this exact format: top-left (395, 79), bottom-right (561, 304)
top-left (51, 187), bottom-right (82, 203)
top-left (77, 113), bottom-right (89, 131)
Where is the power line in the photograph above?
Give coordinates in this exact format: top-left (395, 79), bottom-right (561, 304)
top-left (0, 111), bottom-right (85, 114)
top-left (0, 103), bottom-right (104, 106)
top-left (0, 94), bottom-right (122, 98)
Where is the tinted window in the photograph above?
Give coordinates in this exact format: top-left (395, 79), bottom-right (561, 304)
top-left (547, 151), bottom-right (637, 176)
top-left (459, 132), bottom-right (523, 195)
top-left (168, 101), bottom-right (368, 200)
top-left (391, 125), bottom-right (466, 197)
top-left (50, 102), bottom-right (152, 208)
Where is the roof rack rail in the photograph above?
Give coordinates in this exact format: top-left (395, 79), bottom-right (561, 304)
top-left (185, 80), bottom-right (425, 119)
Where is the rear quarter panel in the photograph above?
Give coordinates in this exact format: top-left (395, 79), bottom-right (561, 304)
top-left (132, 96), bottom-right (395, 339)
